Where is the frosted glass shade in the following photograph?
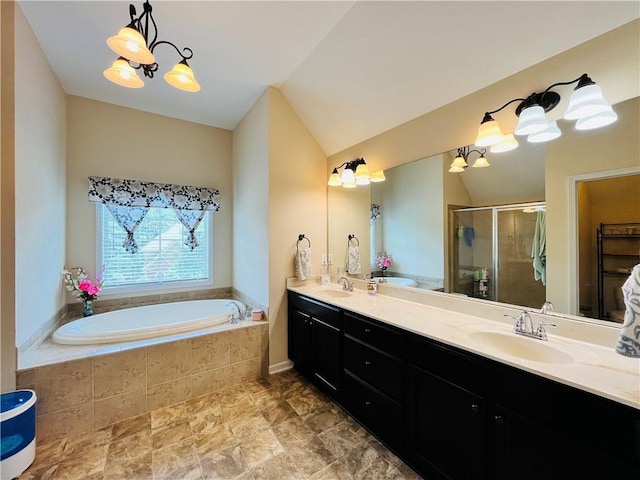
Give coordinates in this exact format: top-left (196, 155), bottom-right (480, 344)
top-left (103, 58), bottom-right (144, 88)
top-left (564, 84), bottom-right (611, 120)
top-left (575, 108), bottom-right (618, 130)
top-left (355, 163), bottom-right (370, 179)
top-left (490, 133), bottom-right (518, 153)
top-left (448, 165), bottom-right (465, 173)
top-left (355, 176), bottom-right (370, 186)
top-left (527, 121), bottom-right (562, 143)
top-left (450, 155), bottom-right (468, 168)
top-left (515, 105), bottom-right (549, 136)
top-left (370, 171), bottom-right (386, 182)
top-left (471, 156), bottom-right (490, 168)
top-left (164, 61), bottom-right (201, 92)
top-left (107, 27), bottom-right (155, 65)
top-left (475, 118), bottom-right (503, 147)
top-left (342, 181), bottom-right (357, 188)
top-left (328, 170), bottom-right (342, 186)
top-left (340, 168), bottom-right (355, 185)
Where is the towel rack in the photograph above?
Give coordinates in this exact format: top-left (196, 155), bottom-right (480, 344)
top-left (348, 234), bottom-right (359, 246)
top-left (297, 234), bottom-right (311, 250)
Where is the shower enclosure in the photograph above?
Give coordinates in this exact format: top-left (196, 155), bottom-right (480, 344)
top-left (450, 202), bottom-right (546, 309)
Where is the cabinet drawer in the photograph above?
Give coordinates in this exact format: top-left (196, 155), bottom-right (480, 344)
top-left (344, 336), bottom-right (403, 401)
top-left (343, 371), bottom-right (403, 451)
top-left (344, 312), bottom-right (403, 357)
top-left (289, 292), bottom-right (341, 329)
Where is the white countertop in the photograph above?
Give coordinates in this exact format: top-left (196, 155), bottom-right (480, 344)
top-left (288, 279), bottom-right (640, 410)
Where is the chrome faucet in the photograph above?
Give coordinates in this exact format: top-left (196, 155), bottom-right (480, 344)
top-left (540, 301), bottom-right (554, 314)
top-left (506, 310), bottom-right (556, 341)
top-left (338, 274), bottom-right (354, 292)
top-left (225, 300), bottom-right (246, 324)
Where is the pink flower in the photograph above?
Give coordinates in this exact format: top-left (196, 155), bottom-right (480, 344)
top-left (87, 284), bottom-right (100, 296)
top-left (78, 279), bottom-right (91, 291)
top-left (382, 258), bottom-right (391, 268)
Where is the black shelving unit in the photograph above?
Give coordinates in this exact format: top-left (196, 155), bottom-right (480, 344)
top-left (596, 222), bottom-right (640, 319)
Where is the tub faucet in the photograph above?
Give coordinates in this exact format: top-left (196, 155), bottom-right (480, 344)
top-left (225, 300), bottom-right (246, 324)
top-left (338, 274), bottom-right (354, 292)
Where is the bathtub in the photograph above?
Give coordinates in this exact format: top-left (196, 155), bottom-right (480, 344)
top-left (375, 277), bottom-right (418, 287)
top-left (52, 299), bottom-right (240, 345)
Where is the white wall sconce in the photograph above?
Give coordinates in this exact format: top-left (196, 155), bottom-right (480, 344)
top-left (475, 74), bottom-right (616, 149)
top-left (448, 146), bottom-right (489, 173)
top-left (328, 158), bottom-right (385, 187)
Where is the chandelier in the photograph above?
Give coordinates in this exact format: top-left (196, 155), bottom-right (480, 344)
top-left (103, 0), bottom-right (200, 92)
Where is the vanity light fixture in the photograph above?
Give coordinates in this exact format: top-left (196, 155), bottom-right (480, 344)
top-left (448, 146), bottom-right (489, 173)
top-left (104, 0), bottom-right (200, 92)
top-left (328, 158), bottom-right (385, 188)
top-left (475, 74), bottom-right (616, 148)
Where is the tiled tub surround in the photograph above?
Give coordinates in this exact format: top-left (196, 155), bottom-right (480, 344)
top-left (288, 277), bottom-right (640, 410)
top-left (16, 321), bottom-right (269, 440)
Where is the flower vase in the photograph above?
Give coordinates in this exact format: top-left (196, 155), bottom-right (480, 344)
top-left (380, 267), bottom-right (386, 277)
top-left (82, 299), bottom-right (94, 317)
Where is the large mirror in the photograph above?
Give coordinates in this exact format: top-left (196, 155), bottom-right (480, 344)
top-left (328, 96), bottom-right (640, 324)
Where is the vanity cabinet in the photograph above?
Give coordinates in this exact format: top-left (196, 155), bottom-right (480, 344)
top-left (288, 292), bottom-right (342, 398)
top-left (406, 332), bottom-right (640, 480)
top-left (342, 312), bottom-right (405, 451)
top-left (287, 291), bottom-right (640, 479)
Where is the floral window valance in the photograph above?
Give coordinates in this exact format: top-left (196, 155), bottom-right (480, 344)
top-left (88, 176), bottom-right (220, 211)
top-left (88, 176), bottom-right (220, 253)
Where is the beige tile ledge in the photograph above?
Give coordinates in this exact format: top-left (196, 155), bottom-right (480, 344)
top-left (287, 277), bottom-right (640, 410)
top-left (19, 319), bottom-right (268, 371)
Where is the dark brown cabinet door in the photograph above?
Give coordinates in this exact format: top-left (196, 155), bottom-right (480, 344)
top-left (289, 309), bottom-right (312, 372)
top-left (407, 365), bottom-right (485, 480)
top-left (311, 317), bottom-right (341, 396)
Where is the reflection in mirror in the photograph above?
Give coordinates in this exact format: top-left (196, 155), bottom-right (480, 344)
top-left (327, 96), bottom-right (639, 324)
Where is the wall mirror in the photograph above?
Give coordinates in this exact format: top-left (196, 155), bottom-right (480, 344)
top-left (327, 96), bottom-right (639, 325)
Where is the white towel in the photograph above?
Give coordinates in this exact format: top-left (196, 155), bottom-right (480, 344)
top-left (615, 263), bottom-right (640, 357)
top-left (295, 247), bottom-right (311, 281)
top-left (531, 211), bottom-right (546, 286)
top-left (346, 246), bottom-right (361, 275)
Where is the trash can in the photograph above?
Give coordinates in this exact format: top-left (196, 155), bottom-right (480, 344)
top-left (1, 390), bottom-right (36, 480)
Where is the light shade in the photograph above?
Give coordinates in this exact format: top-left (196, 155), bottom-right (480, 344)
top-left (575, 107), bottom-right (618, 130)
top-left (107, 26), bottom-right (155, 65)
top-left (355, 176), bottom-right (370, 186)
top-left (103, 58), bottom-right (144, 88)
top-left (340, 168), bottom-right (355, 185)
top-left (475, 115), bottom-right (504, 147)
top-left (328, 168), bottom-right (342, 186)
top-left (471, 155), bottom-right (490, 168)
top-left (564, 84), bottom-right (612, 120)
top-left (527, 121), bottom-right (562, 143)
top-left (370, 171), bottom-right (386, 182)
top-left (355, 163), bottom-right (370, 179)
top-left (164, 60), bottom-right (201, 92)
top-left (448, 165), bottom-right (465, 173)
top-left (515, 105), bottom-right (549, 136)
top-left (490, 133), bottom-right (518, 153)
top-left (450, 155), bottom-right (468, 168)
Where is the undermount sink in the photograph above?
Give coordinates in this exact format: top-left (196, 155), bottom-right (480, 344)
top-left (308, 287), bottom-right (353, 299)
top-left (467, 330), bottom-right (575, 365)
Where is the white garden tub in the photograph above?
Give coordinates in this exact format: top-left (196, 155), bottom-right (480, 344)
top-left (52, 299), bottom-right (241, 345)
top-left (376, 277), bottom-right (418, 287)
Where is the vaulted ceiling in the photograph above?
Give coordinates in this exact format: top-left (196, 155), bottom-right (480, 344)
top-left (19, 1), bottom-right (639, 155)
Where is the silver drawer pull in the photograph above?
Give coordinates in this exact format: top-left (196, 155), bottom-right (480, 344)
top-left (364, 360), bottom-right (371, 366)
top-left (364, 328), bottom-right (371, 333)
top-left (364, 401), bottom-right (372, 407)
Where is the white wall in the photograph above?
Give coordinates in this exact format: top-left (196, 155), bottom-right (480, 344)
top-left (66, 96), bottom-right (233, 296)
top-left (268, 87), bottom-right (327, 367)
top-left (381, 155), bottom-right (444, 278)
top-left (232, 91), bottom-right (270, 307)
top-left (1, 0), bottom-right (17, 391)
top-left (14, 5), bottom-right (67, 347)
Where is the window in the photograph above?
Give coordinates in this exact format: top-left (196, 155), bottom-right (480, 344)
top-left (99, 205), bottom-right (212, 292)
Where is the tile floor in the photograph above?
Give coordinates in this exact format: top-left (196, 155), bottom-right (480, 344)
top-left (18, 370), bottom-right (422, 479)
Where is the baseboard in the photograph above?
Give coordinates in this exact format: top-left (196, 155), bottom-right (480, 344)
top-left (268, 360), bottom-right (293, 375)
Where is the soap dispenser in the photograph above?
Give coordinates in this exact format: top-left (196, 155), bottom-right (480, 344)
top-left (366, 275), bottom-right (378, 295)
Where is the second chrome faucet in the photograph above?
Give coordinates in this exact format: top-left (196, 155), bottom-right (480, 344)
top-left (507, 310), bottom-right (556, 341)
